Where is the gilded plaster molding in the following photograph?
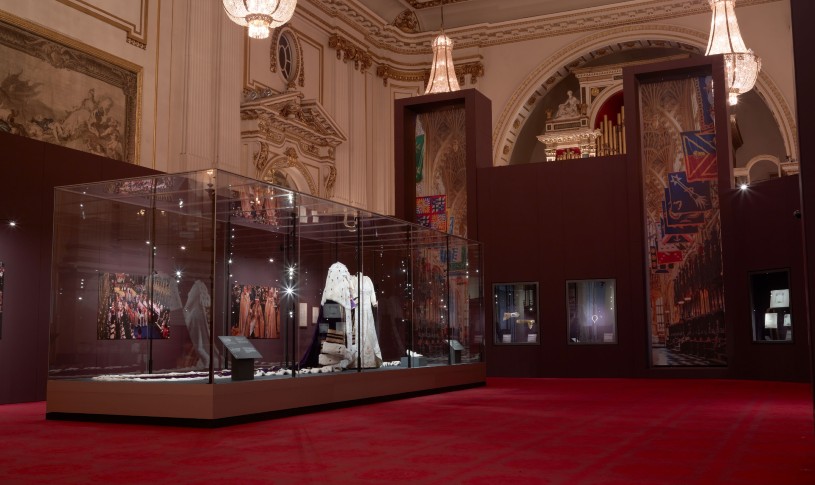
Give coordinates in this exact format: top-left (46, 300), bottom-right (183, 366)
top-left (328, 33), bottom-right (372, 73)
top-left (308, 0), bottom-right (780, 55)
top-left (256, 144), bottom-right (319, 195)
top-left (406, 0), bottom-right (472, 8)
top-left (242, 90), bottom-right (345, 164)
top-left (392, 9), bottom-right (420, 34)
top-left (56, 0), bottom-right (149, 49)
top-left (492, 23), bottom-right (798, 167)
top-left (269, 27), bottom-right (305, 90)
top-left (493, 26), bottom-right (706, 166)
top-left (375, 60), bottom-right (483, 86)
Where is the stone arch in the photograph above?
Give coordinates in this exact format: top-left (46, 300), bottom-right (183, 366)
top-left (493, 23), bottom-right (798, 166)
top-left (256, 144), bottom-right (318, 195)
top-left (745, 154), bottom-right (782, 183)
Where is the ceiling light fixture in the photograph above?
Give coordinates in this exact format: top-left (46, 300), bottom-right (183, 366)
top-left (222, 0), bottom-right (297, 40)
top-left (425, 0), bottom-right (459, 94)
top-left (704, 0), bottom-right (760, 105)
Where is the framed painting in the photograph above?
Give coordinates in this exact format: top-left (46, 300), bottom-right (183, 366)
top-left (0, 12), bottom-right (140, 163)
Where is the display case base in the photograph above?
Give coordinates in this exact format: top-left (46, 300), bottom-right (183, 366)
top-left (46, 363), bottom-right (485, 426)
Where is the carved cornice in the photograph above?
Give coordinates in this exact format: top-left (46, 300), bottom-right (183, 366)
top-left (328, 33), bottom-right (372, 73)
top-left (256, 144), bottom-right (319, 195)
top-left (309, 0), bottom-right (780, 55)
top-left (376, 60), bottom-right (484, 86)
top-left (407, 0), bottom-right (472, 8)
top-left (242, 91), bottom-right (345, 161)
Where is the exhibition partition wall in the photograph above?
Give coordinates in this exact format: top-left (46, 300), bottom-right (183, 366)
top-left (47, 169), bottom-right (484, 422)
top-left (0, 132), bottom-right (159, 404)
top-left (476, 56), bottom-right (808, 381)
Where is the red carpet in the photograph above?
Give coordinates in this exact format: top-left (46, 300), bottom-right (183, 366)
top-left (1, 378), bottom-right (813, 484)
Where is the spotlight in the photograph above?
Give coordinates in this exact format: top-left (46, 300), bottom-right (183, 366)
top-left (8, 221), bottom-right (16, 227)
top-left (739, 183), bottom-right (748, 190)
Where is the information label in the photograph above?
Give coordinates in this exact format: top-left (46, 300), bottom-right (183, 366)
top-left (218, 336), bottom-right (262, 359)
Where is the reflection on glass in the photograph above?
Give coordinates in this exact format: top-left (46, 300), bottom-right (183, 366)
top-left (493, 282), bottom-right (538, 345)
top-left (567, 279), bottom-right (617, 344)
top-left (750, 269), bottom-right (792, 342)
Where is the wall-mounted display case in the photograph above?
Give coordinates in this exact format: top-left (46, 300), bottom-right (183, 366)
top-left (567, 279), bottom-right (617, 344)
top-left (493, 282), bottom-right (538, 344)
top-left (749, 269), bottom-right (792, 342)
top-left (47, 169), bottom-right (484, 422)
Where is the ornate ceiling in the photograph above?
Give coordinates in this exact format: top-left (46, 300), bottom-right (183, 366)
top-left (354, 0), bottom-right (634, 32)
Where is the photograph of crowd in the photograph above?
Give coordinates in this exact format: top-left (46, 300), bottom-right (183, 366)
top-left (97, 273), bottom-right (171, 340)
top-left (231, 186), bottom-right (281, 226)
top-left (230, 284), bottom-right (280, 338)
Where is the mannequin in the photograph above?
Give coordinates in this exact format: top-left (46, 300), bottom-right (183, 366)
top-left (349, 273), bottom-right (383, 368)
top-left (183, 280), bottom-right (219, 368)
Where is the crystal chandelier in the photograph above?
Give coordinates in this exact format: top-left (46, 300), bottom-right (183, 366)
top-left (425, 1), bottom-right (460, 94)
top-left (704, 0), bottom-right (760, 105)
top-left (222, 0), bottom-right (297, 40)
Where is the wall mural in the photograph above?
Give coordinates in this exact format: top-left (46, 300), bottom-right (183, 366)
top-left (415, 106), bottom-right (467, 237)
top-left (640, 74), bottom-right (725, 367)
top-left (0, 17), bottom-right (139, 163)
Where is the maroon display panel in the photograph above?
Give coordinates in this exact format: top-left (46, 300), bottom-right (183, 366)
top-left (394, 89), bottom-right (492, 240)
top-left (476, 55), bottom-right (809, 381)
top-left (790, 0), bottom-right (815, 397)
top-left (0, 132), bottom-right (160, 404)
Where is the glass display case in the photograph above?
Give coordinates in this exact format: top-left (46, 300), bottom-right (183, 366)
top-left (567, 279), bottom-right (617, 344)
top-left (493, 282), bottom-right (538, 344)
top-left (749, 269), bottom-right (792, 342)
top-left (48, 170), bottom-right (484, 420)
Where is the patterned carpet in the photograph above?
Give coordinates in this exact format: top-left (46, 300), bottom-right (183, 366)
top-left (1, 378), bottom-right (813, 484)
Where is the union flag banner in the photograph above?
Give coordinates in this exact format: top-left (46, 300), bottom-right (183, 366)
top-left (682, 131), bottom-right (717, 182)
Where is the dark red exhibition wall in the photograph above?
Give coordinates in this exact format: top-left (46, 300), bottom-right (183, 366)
top-left (725, 175), bottom-right (808, 382)
top-left (477, 156), bottom-right (639, 377)
top-left (0, 132), bottom-right (159, 404)
top-left (790, 0), bottom-right (815, 415)
top-left (477, 159), bottom-right (807, 381)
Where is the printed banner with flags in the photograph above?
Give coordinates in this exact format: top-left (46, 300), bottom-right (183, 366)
top-left (415, 118), bottom-right (425, 184)
top-left (695, 75), bottom-right (716, 131)
top-left (416, 195), bottom-right (447, 232)
top-left (682, 131), bottom-right (717, 182)
top-left (661, 197), bottom-right (703, 232)
top-left (668, 172), bottom-right (712, 213)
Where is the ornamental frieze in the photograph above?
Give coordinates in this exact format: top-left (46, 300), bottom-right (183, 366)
top-left (328, 33), bottom-right (372, 73)
top-left (376, 60), bottom-right (484, 86)
top-left (308, 0), bottom-right (779, 54)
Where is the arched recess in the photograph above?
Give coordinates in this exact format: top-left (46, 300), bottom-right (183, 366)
top-left (734, 154), bottom-right (782, 184)
top-left (255, 144), bottom-right (317, 195)
top-left (493, 24), bottom-right (798, 166)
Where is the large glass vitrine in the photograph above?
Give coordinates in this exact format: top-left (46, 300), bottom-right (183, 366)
top-left (49, 170), bottom-right (484, 388)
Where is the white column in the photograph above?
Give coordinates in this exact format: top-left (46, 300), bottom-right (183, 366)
top-left (216, 12), bottom-right (243, 172)
top-left (332, 55), bottom-right (352, 205)
top-left (163, 0), bottom-right (242, 173)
